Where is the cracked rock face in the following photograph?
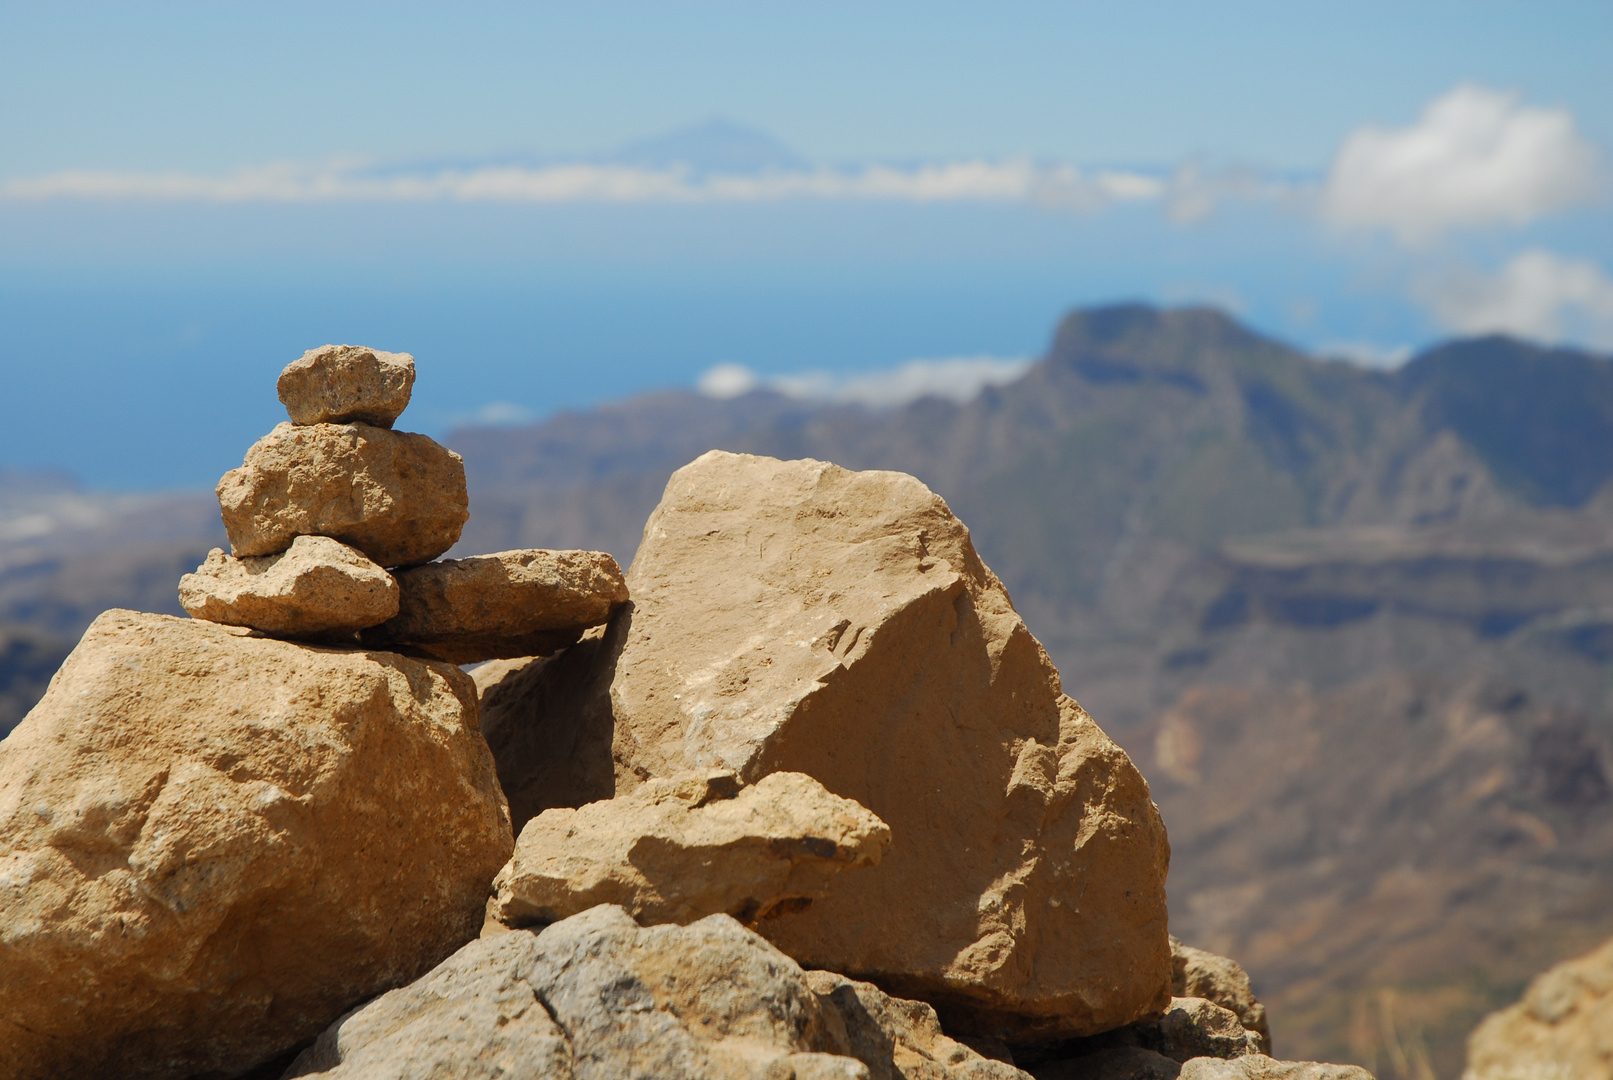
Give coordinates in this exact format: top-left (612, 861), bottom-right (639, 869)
top-left (277, 344), bottom-right (416, 428)
top-left (178, 535), bottom-right (399, 636)
top-left (491, 769), bottom-right (890, 929)
top-left (217, 421), bottom-right (468, 566)
top-left (288, 905), bottom-right (1034, 1080)
top-left (481, 451), bottom-right (1172, 1040)
top-left (0, 610), bottom-right (513, 1080)
top-left (364, 548), bottom-right (628, 664)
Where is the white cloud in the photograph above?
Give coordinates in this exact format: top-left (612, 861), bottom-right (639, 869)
top-left (450, 401), bottom-right (537, 427)
top-left (0, 157), bottom-right (1167, 210)
top-left (1316, 341), bottom-right (1415, 368)
top-left (697, 355), bottom-right (1033, 408)
top-left (1322, 84), bottom-right (1603, 243)
top-left (1416, 249), bottom-right (1613, 350)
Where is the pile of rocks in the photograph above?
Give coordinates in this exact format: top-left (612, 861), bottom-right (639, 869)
top-left (179, 344), bottom-right (627, 660)
top-left (0, 349), bottom-right (1377, 1080)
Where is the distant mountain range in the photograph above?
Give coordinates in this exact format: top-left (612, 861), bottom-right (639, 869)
top-left (5, 304), bottom-right (1613, 1077)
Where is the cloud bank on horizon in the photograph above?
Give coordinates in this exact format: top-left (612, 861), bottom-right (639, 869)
top-left (6, 84), bottom-right (1607, 354)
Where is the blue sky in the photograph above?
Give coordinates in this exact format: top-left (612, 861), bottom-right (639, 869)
top-left (2, 2), bottom-right (1611, 488)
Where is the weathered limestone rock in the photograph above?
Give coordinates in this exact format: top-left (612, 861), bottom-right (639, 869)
top-left (177, 535), bottom-right (398, 636)
top-left (803, 970), bottom-right (1032, 1080)
top-left (1177, 1057), bottom-right (1374, 1079)
top-left (1033, 1052), bottom-right (1374, 1080)
top-left (1171, 939), bottom-right (1270, 1054)
top-left (0, 610), bottom-right (513, 1080)
top-left (292, 905), bottom-right (866, 1079)
top-left (1024, 997), bottom-right (1257, 1078)
top-left (1462, 934), bottom-right (1613, 1080)
top-left (492, 769), bottom-right (891, 929)
top-left (480, 451), bottom-right (1171, 1039)
top-left (290, 904), bottom-right (1032, 1080)
top-left (277, 344), bottom-right (415, 428)
top-left (218, 421), bottom-right (468, 566)
top-left (364, 548), bottom-right (628, 663)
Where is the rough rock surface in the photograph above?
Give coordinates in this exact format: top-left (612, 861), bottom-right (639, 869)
top-left (365, 548), bottom-right (627, 663)
top-left (0, 610), bottom-right (513, 1080)
top-left (1462, 933), bottom-right (1613, 1080)
top-left (492, 769), bottom-right (890, 929)
top-left (178, 534), bottom-right (399, 635)
top-left (1032, 1052), bottom-right (1374, 1080)
top-left (1176, 1057), bottom-right (1374, 1079)
top-left (277, 344), bottom-right (415, 428)
top-left (291, 905), bottom-right (863, 1079)
top-left (479, 451), bottom-right (1171, 1039)
top-left (290, 904), bottom-right (1032, 1080)
top-left (803, 970), bottom-right (1031, 1080)
top-left (1171, 939), bottom-right (1270, 1053)
top-left (217, 421), bottom-right (468, 566)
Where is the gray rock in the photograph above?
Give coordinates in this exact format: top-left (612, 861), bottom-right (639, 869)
top-left (1178, 1056), bottom-right (1375, 1079)
top-left (287, 904), bottom-right (1038, 1080)
top-left (278, 345), bottom-right (415, 428)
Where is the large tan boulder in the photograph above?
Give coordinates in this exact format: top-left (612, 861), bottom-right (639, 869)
top-left (0, 610), bottom-right (513, 1080)
top-left (481, 451), bottom-right (1172, 1040)
top-left (492, 769), bottom-right (890, 929)
top-left (178, 534), bottom-right (399, 636)
top-left (1462, 934), bottom-right (1613, 1080)
top-left (363, 548), bottom-right (628, 663)
top-left (288, 904), bottom-right (1032, 1080)
top-left (277, 344), bottom-right (415, 428)
top-left (217, 421), bottom-right (468, 566)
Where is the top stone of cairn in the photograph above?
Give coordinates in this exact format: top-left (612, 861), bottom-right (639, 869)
top-left (277, 345), bottom-right (415, 428)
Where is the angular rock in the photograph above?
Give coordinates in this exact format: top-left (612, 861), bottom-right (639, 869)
top-left (480, 451), bottom-right (1172, 1039)
top-left (1462, 934), bottom-right (1613, 1080)
top-left (277, 344), bottom-right (415, 428)
top-left (291, 905), bottom-right (1032, 1080)
top-left (291, 905), bottom-right (869, 1079)
top-left (0, 610), bottom-right (513, 1080)
top-left (492, 769), bottom-right (891, 929)
top-left (1171, 939), bottom-right (1270, 1054)
top-left (803, 970), bottom-right (1032, 1080)
top-left (178, 535), bottom-right (398, 636)
top-left (364, 548), bottom-right (628, 664)
top-left (1033, 1054), bottom-right (1374, 1080)
top-left (1177, 1057), bottom-right (1374, 1079)
top-left (218, 421), bottom-right (468, 566)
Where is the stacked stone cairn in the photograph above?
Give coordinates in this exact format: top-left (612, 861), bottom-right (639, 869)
top-left (0, 347), bottom-right (1379, 1080)
top-left (179, 344), bottom-right (627, 660)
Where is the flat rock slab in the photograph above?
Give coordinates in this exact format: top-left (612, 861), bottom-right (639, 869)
top-left (278, 344), bottom-right (415, 428)
top-left (479, 451), bottom-right (1172, 1040)
top-left (178, 534), bottom-right (398, 636)
top-left (289, 904), bottom-right (1030, 1080)
top-left (1463, 933), bottom-right (1613, 1080)
top-left (364, 548), bottom-right (627, 664)
top-left (492, 769), bottom-right (890, 929)
top-left (218, 421), bottom-right (468, 567)
top-left (0, 610), bottom-right (513, 1080)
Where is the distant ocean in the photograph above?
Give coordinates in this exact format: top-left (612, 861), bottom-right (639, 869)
top-left (0, 200), bottom-right (1438, 490)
